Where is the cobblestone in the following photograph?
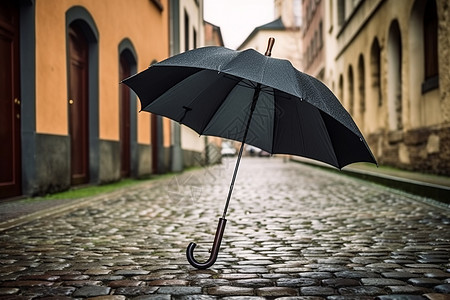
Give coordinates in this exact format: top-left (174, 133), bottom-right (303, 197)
top-left (207, 285), bottom-right (254, 296)
top-left (0, 157), bottom-right (449, 299)
top-left (255, 286), bottom-right (298, 296)
top-left (72, 285), bottom-right (111, 297)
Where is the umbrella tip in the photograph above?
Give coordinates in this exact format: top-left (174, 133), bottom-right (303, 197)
top-left (265, 37), bottom-right (275, 57)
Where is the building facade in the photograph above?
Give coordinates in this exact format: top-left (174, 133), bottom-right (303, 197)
top-left (0, 0), bottom-right (170, 198)
top-left (325, 0), bottom-right (450, 175)
top-left (168, 0), bottom-right (208, 170)
top-left (204, 21), bottom-right (224, 47)
top-left (237, 0), bottom-right (302, 70)
top-left (302, 0), bottom-right (325, 79)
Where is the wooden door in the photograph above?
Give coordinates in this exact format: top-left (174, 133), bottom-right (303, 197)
top-left (119, 54), bottom-right (131, 178)
top-left (0, 1), bottom-right (21, 199)
top-left (68, 25), bottom-right (89, 185)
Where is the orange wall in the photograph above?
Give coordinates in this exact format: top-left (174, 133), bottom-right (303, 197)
top-left (163, 117), bottom-right (171, 147)
top-left (35, 0), bottom-right (169, 144)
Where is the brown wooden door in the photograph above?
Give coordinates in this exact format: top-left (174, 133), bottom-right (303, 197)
top-left (68, 25), bottom-right (89, 185)
top-left (119, 54), bottom-right (131, 178)
top-left (0, 1), bottom-right (21, 199)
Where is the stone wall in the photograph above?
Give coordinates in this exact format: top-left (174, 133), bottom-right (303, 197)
top-left (368, 125), bottom-right (450, 176)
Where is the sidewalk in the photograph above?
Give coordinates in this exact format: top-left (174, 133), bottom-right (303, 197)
top-left (291, 157), bottom-right (450, 205)
top-left (0, 178), bottom-right (163, 232)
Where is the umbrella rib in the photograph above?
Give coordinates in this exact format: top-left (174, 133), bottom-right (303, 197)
top-left (261, 86), bottom-right (275, 97)
top-left (237, 81), bottom-right (256, 89)
top-left (295, 100), bottom-right (307, 156)
top-left (197, 99), bottom-right (228, 135)
top-left (294, 99), bottom-right (340, 168)
top-left (223, 75), bottom-right (255, 89)
top-left (317, 110), bottom-right (341, 168)
top-left (174, 71), bottom-right (236, 133)
top-left (198, 79), bottom-right (259, 135)
top-left (196, 78), bottom-right (242, 135)
top-left (271, 88), bottom-right (277, 154)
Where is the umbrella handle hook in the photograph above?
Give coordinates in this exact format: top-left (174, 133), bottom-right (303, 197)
top-left (186, 218), bottom-right (227, 269)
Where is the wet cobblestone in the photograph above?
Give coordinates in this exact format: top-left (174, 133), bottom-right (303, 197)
top-left (0, 157), bottom-right (449, 299)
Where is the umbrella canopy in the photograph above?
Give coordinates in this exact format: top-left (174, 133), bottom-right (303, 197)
top-left (123, 45), bottom-right (376, 169)
top-left (123, 39), bottom-right (377, 269)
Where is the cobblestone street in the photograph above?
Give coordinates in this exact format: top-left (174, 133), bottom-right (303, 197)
top-left (0, 157), bottom-right (449, 299)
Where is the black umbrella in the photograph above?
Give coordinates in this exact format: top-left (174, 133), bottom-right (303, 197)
top-left (123, 38), bottom-right (377, 269)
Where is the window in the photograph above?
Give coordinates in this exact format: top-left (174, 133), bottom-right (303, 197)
top-left (348, 66), bottom-right (354, 116)
top-left (358, 55), bottom-right (365, 114)
top-left (319, 21), bottom-right (323, 49)
top-left (370, 38), bottom-right (382, 107)
top-left (193, 28), bottom-right (197, 49)
top-left (337, 0), bottom-right (346, 26)
top-left (422, 0), bottom-right (439, 92)
top-left (387, 21), bottom-right (403, 131)
top-left (294, 0), bottom-right (302, 28)
top-left (184, 10), bottom-right (189, 51)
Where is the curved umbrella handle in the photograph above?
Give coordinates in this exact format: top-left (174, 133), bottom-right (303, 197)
top-left (186, 218), bottom-right (227, 269)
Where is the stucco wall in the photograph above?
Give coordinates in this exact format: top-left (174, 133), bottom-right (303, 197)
top-left (27, 0), bottom-right (170, 194)
top-left (179, 0), bottom-right (204, 50)
top-left (35, 0), bottom-right (169, 144)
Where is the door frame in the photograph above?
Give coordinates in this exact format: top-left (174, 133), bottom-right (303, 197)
top-left (18, 1), bottom-right (36, 196)
top-left (68, 23), bottom-right (90, 185)
top-left (118, 39), bottom-right (138, 177)
top-left (0, 1), bottom-right (21, 199)
top-left (65, 6), bottom-right (99, 184)
top-left (119, 53), bottom-right (131, 178)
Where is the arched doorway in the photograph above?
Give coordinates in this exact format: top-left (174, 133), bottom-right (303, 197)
top-left (358, 54), bottom-right (365, 131)
top-left (119, 49), bottom-right (137, 178)
top-left (338, 74), bottom-right (344, 104)
top-left (370, 38), bottom-right (382, 107)
top-left (387, 20), bottom-right (403, 131)
top-left (68, 23), bottom-right (89, 185)
top-left (369, 38), bottom-right (382, 132)
top-left (409, 0), bottom-right (439, 127)
top-left (119, 53), bottom-right (131, 178)
top-left (347, 66), bottom-right (354, 116)
top-left (66, 6), bottom-right (99, 186)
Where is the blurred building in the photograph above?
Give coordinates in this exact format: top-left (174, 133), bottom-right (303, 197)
top-left (168, 0), bottom-right (206, 172)
top-left (302, 0), bottom-right (324, 80)
top-left (204, 21), bottom-right (224, 47)
top-left (169, 0), bottom-right (209, 171)
top-left (324, 0), bottom-right (450, 176)
top-left (237, 0), bottom-right (302, 70)
top-left (0, 0), bottom-right (186, 199)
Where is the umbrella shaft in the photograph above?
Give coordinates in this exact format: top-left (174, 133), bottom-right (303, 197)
top-left (222, 84), bottom-right (261, 219)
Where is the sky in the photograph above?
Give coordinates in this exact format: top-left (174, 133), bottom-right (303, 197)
top-left (203, 0), bottom-right (275, 49)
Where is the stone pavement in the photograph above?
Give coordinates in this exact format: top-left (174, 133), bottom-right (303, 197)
top-left (0, 157), bottom-right (449, 299)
